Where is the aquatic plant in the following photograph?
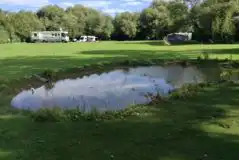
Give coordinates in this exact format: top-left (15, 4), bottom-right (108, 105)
top-left (44, 81), bottom-right (55, 90)
top-left (42, 69), bottom-right (57, 81)
top-left (169, 83), bottom-right (203, 100)
top-left (220, 70), bottom-right (232, 81)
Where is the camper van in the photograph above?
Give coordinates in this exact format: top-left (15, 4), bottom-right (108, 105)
top-left (167, 32), bottom-right (192, 42)
top-left (31, 31), bottom-right (70, 43)
top-left (79, 36), bottom-right (97, 42)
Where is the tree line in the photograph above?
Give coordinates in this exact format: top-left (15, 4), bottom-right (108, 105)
top-left (0, 0), bottom-right (239, 43)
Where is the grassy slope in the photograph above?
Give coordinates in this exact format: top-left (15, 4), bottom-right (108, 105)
top-left (0, 41), bottom-right (239, 160)
top-left (0, 83), bottom-right (239, 160)
top-left (1, 41), bottom-right (239, 79)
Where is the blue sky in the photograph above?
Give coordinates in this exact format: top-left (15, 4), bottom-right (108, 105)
top-left (0, 0), bottom-right (153, 15)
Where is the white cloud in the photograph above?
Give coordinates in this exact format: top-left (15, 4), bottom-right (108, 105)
top-left (120, 0), bottom-right (151, 6)
top-left (0, 0), bottom-right (49, 7)
top-left (104, 8), bottom-right (126, 14)
top-left (77, 0), bottom-right (111, 8)
top-left (141, 0), bottom-right (153, 2)
top-left (122, 1), bottom-right (142, 6)
top-left (59, 2), bottom-right (74, 9)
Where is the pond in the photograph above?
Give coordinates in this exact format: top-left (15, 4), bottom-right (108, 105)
top-left (11, 64), bottom-right (239, 112)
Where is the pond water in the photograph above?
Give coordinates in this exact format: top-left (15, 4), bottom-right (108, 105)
top-left (11, 65), bottom-right (238, 112)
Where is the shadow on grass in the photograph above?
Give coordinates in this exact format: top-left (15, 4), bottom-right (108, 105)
top-left (0, 83), bottom-right (239, 160)
top-left (79, 50), bottom-right (195, 59)
top-left (203, 48), bottom-right (239, 55)
top-left (116, 40), bottom-right (167, 46)
top-left (116, 40), bottom-right (200, 46)
top-left (0, 56), bottom-right (123, 79)
top-left (1, 48), bottom-right (238, 80)
top-left (0, 50), bottom-right (195, 79)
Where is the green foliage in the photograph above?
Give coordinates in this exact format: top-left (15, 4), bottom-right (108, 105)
top-left (0, 25), bottom-right (9, 43)
top-left (114, 12), bottom-right (139, 39)
top-left (0, 0), bottom-right (239, 42)
top-left (30, 107), bottom-right (66, 122)
top-left (30, 105), bottom-right (150, 122)
top-left (42, 69), bottom-right (57, 80)
top-left (28, 81), bottom-right (225, 123)
top-left (169, 83), bottom-right (205, 100)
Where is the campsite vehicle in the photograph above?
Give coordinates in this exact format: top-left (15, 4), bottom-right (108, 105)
top-left (167, 32), bottom-right (192, 42)
top-left (79, 35), bottom-right (98, 42)
top-left (30, 31), bottom-right (70, 43)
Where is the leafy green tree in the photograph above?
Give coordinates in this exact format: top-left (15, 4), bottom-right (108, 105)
top-left (11, 11), bottom-right (44, 41)
top-left (114, 12), bottom-right (139, 40)
top-left (37, 5), bottom-right (65, 30)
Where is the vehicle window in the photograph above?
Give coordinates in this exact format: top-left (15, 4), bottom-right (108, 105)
top-left (55, 33), bottom-right (57, 36)
top-left (61, 33), bottom-right (66, 37)
top-left (34, 33), bottom-right (37, 37)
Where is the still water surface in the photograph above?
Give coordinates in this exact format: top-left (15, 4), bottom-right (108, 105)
top-left (11, 65), bottom-right (237, 112)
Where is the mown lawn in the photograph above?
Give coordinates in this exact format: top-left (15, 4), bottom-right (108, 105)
top-left (0, 82), bottom-right (239, 160)
top-left (0, 41), bottom-right (239, 79)
top-left (0, 41), bottom-right (239, 160)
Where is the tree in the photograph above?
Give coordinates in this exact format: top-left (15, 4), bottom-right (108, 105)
top-left (113, 12), bottom-right (139, 40)
top-left (62, 13), bottom-right (78, 38)
top-left (10, 11), bottom-right (44, 41)
top-left (167, 0), bottom-right (189, 32)
top-left (140, 3), bottom-right (171, 39)
top-left (37, 5), bottom-right (65, 30)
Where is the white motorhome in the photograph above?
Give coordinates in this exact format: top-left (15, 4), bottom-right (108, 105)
top-left (78, 35), bottom-right (98, 42)
top-left (31, 31), bottom-right (70, 43)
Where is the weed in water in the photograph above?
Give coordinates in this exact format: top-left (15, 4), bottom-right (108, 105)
top-left (220, 70), bottom-right (233, 81)
top-left (42, 69), bottom-right (57, 81)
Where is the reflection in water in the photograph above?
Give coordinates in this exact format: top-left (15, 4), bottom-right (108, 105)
top-left (11, 65), bottom-right (238, 112)
top-left (128, 65), bottom-right (206, 88)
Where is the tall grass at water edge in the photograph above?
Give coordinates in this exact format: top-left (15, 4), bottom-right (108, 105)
top-left (29, 81), bottom-right (232, 122)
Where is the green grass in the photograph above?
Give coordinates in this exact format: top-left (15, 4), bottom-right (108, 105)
top-left (0, 41), bottom-right (239, 160)
top-left (1, 41), bottom-right (239, 79)
top-left (0, 82), bottom-right (239, 160)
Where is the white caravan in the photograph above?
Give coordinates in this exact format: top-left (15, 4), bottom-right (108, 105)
top-left (79, 35), bottom-right (97, 42)
top-left (31, 31), bottom-right (70, 43)
top-left (79, 35), bottom-right (87, 42)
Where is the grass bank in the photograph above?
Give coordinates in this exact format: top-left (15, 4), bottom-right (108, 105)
top-left (1, 41), bottom-right (239, 79)
top-left (0, 82), bottom-right (239, 160)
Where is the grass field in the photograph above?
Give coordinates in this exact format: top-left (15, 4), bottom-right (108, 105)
top-left (0, 41), bottom-right (239, 160)
top-left (1, 41), bottom-right (239, 79)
